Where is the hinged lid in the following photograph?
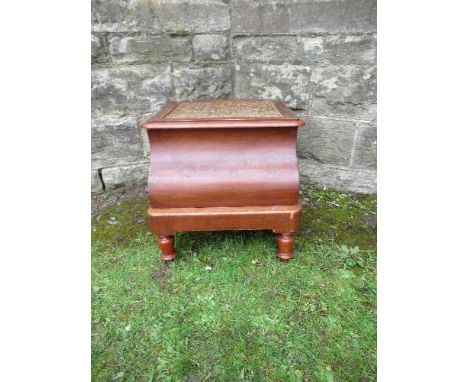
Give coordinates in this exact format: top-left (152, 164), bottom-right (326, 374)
top-left (143, 99), bottom-right (304, 129)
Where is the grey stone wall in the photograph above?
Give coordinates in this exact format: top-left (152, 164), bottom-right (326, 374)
top-left (92, 0), bottom-right (376, 195)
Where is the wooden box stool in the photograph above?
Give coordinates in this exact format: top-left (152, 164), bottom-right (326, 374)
top-left (142, 99), bottom-right (305, 261)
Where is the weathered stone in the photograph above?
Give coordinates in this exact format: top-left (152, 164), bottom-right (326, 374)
top-left (298, 117), bottom-right (358, 166)
top-left (351, 123), bottom-right (377, 169)
top-left (311, 100), bottom-right (376, 122)
top-left (137, 113), bottom-right (154, 161)
top-left (92, 0), bottom-right (161, 33)
top-left (93, 0), bottom-right (229, 33)
top-left (290, 0), bottom-right (377, 34)
top-left (231, 0), bottom-right (291, 35)
top-left (157, 0), bottom-right (230, 33)
top-left (91, 33), bottom-right (108, 64)
top-left (92, 117), bottom-right (145, 168)
top-left (308, 36), bottom-right (377, 120)
top-left (193, 34), bottom-right (229, 62)
top-left (233, 34), bottom-right (376, 66)
top-left (101, 162), bottom-right (149, 191)
top-left (231, 0), bottom-right (376, 35)
top-left (91, 64), bottom-right (171, 117)
top-left (310, 65), bottom-right (377, 120)
top-left (233, 36), bottom-right (324, 64)
top-left (233, 36), bottom-right (323, 64)
top-left (172, 64), bottom-right (231, 100)
top-left (235, 63), bottom-right (311, 109)
top-left (311, 65), bottom-right (377, 105)
top-left (108, 34), bottom-right (191, 63)
top-left (321, 34), bottom-right (376, 66)
top-left (299, 159), bottom-right (376, 194)
top-left (91, 170), bottom-right (104, 194)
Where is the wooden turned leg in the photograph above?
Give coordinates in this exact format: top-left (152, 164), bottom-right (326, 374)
top-left (276, 233), bottom-right (295, 260)
top-left (158, 235), bottom-right (177, 261)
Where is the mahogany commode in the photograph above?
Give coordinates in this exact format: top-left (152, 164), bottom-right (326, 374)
top-left (142, 99), bottom-right (305, 261)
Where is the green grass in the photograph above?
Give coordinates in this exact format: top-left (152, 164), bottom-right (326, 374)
top-left (92, 188), bottom-right (377, 382)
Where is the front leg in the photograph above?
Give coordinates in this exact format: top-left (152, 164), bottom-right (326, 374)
top-left (158, 235), bottom-right (177, 261)
top-left (276, 233), bottom-right (295, 261)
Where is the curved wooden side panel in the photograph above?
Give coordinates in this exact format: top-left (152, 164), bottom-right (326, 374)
top-left (147, 127), bottom-right (299, 208)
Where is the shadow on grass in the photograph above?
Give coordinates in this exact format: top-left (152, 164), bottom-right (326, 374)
top-left (174, 230), bottom-right (274, 259)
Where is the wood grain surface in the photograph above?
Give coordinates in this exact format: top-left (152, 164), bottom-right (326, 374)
top-left (147, 127), bottom-right (299, 208)
top-left (148, 205), bottom-right (301, 236)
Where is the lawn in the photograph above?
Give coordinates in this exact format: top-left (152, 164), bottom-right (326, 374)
top-left (92, 188), bottom-right (377, 382)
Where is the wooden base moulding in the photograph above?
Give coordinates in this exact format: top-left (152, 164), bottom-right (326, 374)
top-left (142, 99), bottom-right (305, 261)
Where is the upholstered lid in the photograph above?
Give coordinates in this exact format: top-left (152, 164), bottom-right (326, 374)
top-left (143, 99), bottom-right (304, 129)
top-left (166, 99), bottom-right (283, 119)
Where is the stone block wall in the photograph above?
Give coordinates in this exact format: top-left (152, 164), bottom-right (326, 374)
top-left (92, 0), bottom-right (377, 195)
